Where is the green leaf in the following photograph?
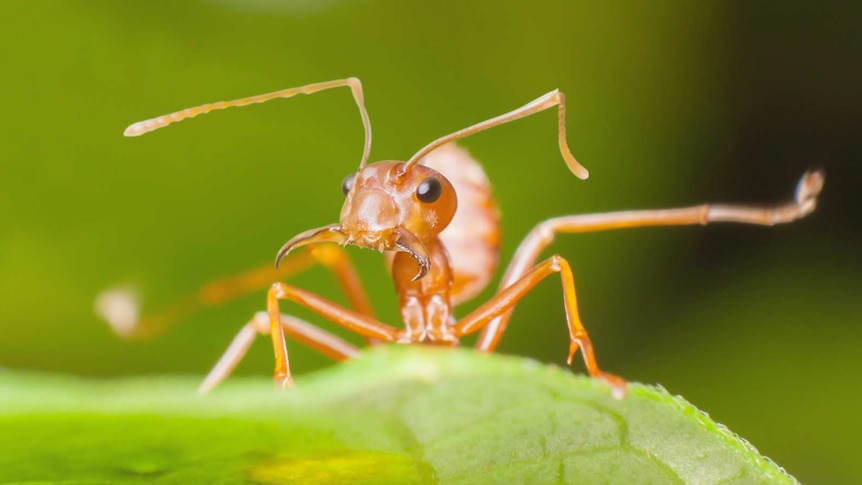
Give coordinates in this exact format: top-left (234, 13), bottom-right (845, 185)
top-left (0, 346), bottom-right (795, 484)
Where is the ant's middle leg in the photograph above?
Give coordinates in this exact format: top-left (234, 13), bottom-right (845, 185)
top-left (198, 311), bottom-right (361, 394)
top-left (96, 244), bottom-right (375, 340)
top-left (475, 169), bottom-right (824, 351)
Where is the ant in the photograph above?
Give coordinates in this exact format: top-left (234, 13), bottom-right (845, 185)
top-left (98, 78), bottom-right (824, 396)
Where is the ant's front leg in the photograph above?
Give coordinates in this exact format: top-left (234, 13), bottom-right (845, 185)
top-left (267, 283), bottom-right (401, 388)
top-left (453, 255), bottom-right (626, 396)
top-left (198, 311), bottom-right (361, 394)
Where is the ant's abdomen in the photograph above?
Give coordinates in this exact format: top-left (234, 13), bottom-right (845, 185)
top-left (420, 144), bottom-right (500, 305)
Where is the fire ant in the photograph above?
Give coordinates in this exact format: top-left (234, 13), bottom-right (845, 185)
top-left (98, 78), bottom-right (824, 396)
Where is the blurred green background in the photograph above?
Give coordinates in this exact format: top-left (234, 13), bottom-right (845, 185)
top-left (1, 1), bottom-right (860, 483)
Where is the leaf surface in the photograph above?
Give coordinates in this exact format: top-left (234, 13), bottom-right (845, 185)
top-left (0, 347), bottom-right (796, 484)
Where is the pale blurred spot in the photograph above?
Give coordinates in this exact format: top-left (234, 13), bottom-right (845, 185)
top-left (95, 287), bottom-right (141, 338)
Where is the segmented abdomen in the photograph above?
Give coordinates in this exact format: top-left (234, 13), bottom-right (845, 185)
top-left (420, 144), bottom-right (500, 305)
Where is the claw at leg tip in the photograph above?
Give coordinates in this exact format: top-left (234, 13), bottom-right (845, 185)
top-left (610, 384), bottom-right (627, 400)
top-left (600, 373), bottom-right (628, 400)
top-left (277, 376), bottom-right (295, 390)
top-left (797, 169), bottom-right (826, 201)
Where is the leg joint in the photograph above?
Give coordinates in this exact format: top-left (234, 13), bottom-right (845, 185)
top-left (534, 220), bottom-right (558, 246)
top-left (270, 281), bottom-right (290, 299)
top-left (549, 254), bottom-right (564, 271)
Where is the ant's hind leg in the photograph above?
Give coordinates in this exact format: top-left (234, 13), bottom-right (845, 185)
top-left (198, 311), bottom-right (360, 394)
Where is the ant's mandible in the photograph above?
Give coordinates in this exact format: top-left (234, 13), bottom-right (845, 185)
top-left (98, 78), bottom-right (824, 397)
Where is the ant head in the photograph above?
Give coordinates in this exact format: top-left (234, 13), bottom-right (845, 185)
top-left (339, 162), bottom-right (457, 244)
top-left (276, 161), bottom-right (457, 281)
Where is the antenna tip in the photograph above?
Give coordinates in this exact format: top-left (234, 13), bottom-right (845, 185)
top-left (565, 155), bottom-right (589, 180)
top-left (124, 120), bottom-right (156, 137)
top-left (576, 168), bottom-right (590, 180)
top-left (124, 124), bottom-right (143, 137)
top-left (572, 165), bottom-right (589, 180)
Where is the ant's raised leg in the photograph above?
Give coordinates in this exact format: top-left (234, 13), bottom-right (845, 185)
top-left (96, 245), bottom-right (375, 340)
top-left (404, 90), bottom-right (588, 179)
top-left (198, 311), bottom-right (360, 394)
top-left (476, 169), bottom-right (825, 351)
top-left (268, 282), bottom-right (401, 388)
top-left (453, 255), bottom-right (625, 396)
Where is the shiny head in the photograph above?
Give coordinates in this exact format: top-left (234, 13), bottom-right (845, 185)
top-left (276, 161), bottom-right (457, 281)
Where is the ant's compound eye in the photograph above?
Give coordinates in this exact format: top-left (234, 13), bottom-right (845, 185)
top-left (341, 173), bottom-right (357, 196)
top-left (416, 177), bottom-right (442, 203)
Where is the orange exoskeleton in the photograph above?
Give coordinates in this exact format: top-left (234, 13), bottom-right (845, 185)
top-left (97, 78), bottom-right (824, 397)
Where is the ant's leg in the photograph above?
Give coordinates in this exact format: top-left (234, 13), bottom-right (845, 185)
top-left (454, 255), bottom-right (625, 394)
top-left (96, 245), bottom-right (375, 339)
top-left (268, 283), bottom-right (400, 387)
top-left (405, 90), bottom-right (588, 178)
top-left (198, 311), bottom-right (360, 394)
top-left (475, 170), bottom-right (824, 351)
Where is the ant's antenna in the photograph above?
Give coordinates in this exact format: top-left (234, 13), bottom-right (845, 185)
top-left (403, 90), bottom-right (588, 179)
top-left (124, 77), bottom-right (373, 168)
